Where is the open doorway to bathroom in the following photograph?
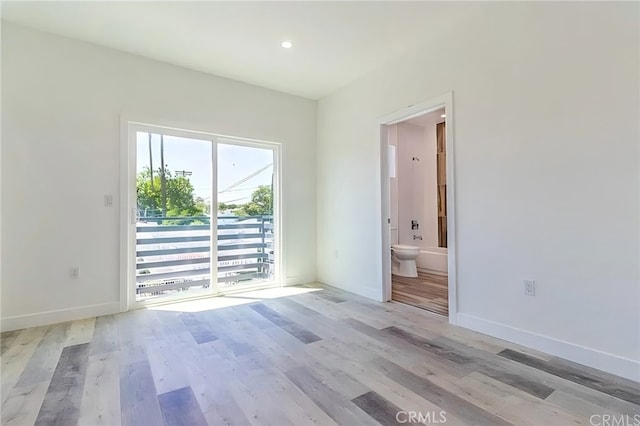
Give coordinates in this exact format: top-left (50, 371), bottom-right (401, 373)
top-left (386, 107), bottom-right (450, 316)
top-left (388, 108), bottom-right (448, 315)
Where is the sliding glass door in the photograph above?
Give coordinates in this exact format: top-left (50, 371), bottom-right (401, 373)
top-left (128, 125), bottom-right (279, 306)
top-left (134, 132), bottom-right (214, 303)
top-left (216, 142), bottom-right (275, 290)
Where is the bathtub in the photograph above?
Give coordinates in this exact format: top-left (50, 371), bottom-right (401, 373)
top-left (415, 247), bottom-right (448, 275)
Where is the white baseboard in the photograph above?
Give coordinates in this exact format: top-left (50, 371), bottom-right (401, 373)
top-left (315, 278), bottom-right (382, 301)
top-left (1, 302), bottom-right (121, 332)
top-left (456, 313), bottom-right (640, 382)
top-left (285, 275), bottom-right (316, 286)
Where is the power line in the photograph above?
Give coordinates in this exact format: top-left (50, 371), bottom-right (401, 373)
top-left (219, 163), bottom-right (272, 193)
top-left (193, 186), bottom-right (260, 193)
top-left (220, 196), bottom-right (251, 204)
top-left (219, 186), bottom-right (260, 193)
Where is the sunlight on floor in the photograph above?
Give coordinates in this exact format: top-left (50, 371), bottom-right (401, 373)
top-left (148, 286), bottom-right (321, 313)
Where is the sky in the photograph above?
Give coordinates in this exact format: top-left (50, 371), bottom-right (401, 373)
top-left (135, 132), bottom-right (273, 208)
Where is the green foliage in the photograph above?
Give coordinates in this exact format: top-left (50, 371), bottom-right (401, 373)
top-left (195, 197), bottom-right (210, 215)
top-left (136, 167), bottom-right (206, 221)
top-left (218, 202), bottom-right (239, 213)
top-left (137, 167), bottom-right (271, 222)
top-left (234, 185), bottom-right (273, 216)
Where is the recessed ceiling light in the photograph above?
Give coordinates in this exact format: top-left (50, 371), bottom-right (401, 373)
top-left (281, 40), bottom-right (293, 49)
top-left (441, 114), bottom-right (446, 118)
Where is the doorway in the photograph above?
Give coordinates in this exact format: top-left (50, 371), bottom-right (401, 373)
top-left (122, 123), bottom-right (281, 309)
top-left (379, 93), bottom-right (457, 323)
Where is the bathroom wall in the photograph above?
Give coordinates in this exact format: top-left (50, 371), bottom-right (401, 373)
top-left (421, 117), bottom-right (438, 249)
top-left (394, 110), bottom-right (447, 274)
top-left (397, 122), bottom-right (426, 246)
top-left (408, 110), bottom-right (447, 274)
top-left (405, 109), bottom-right (444, 248)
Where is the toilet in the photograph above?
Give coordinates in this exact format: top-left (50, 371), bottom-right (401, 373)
top-left (391, 244), bottom-right (420, 277)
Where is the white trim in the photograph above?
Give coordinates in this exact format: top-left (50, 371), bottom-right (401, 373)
top-left (284, 276), bottom-right (316, 286)
top-left (273, 141), bottom-right (284, 287)
top-left (210, 137), bottom-right (220, 295)
top-left (119, 116), bottom-right (133, 313)
top-left (378, 92), bottom-right (458, 325)
top-left (379, 125), bottom-right (392, 303)
top-left (457, 313), bottom-right (640, 382)
top-left (1, 302), bottom-right (120, 332)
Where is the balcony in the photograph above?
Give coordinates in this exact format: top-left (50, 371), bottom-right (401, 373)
top-left (136, 215), bottom-right (274, 301)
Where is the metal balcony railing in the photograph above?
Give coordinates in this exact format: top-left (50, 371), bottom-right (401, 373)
top-left (135, 215), bottom-right (274, 298)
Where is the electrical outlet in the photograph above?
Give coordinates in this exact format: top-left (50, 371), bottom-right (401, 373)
top-left (524, 280), bottom-right (536, 296)
top-left (69, 267), bottom-right (80, 279)
top-left (104, 194), bottom-right (113, 207)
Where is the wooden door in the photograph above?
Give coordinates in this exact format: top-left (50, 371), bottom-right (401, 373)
top-left (436, 122), bottom-right (447, 248)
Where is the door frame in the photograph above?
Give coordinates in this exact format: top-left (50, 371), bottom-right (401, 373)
top-left (377, 92), bottom-right (458, 324)
top-left (119, 117), bottom-right (283, 311)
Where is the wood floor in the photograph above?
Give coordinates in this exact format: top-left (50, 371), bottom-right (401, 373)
top-left (2, 284), bottom-right (639, 426)
top-left (392, 270), bottom-right (449, 316)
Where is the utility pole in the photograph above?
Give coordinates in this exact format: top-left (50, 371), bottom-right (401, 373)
top-left (160, 134), bottom-right (167, 219)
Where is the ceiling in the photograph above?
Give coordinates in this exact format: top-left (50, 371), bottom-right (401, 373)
top-left (1, 1), bottom-right (476, 99)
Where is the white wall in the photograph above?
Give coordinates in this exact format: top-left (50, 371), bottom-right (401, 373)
top-left (1, 23), bottom-right (317, 329)
top-left (397, 122), bottom-right (426, 246)
top-left (317, 2), bottom-right (640, 379)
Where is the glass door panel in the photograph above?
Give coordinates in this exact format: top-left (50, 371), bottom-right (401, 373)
top-left (135, 132), bottom-right (213, 303)
top-left (216, 142), bottom-right (276, 290)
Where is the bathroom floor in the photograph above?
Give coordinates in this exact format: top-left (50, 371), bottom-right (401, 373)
top-left (392, 270), bottom-right (448, 316)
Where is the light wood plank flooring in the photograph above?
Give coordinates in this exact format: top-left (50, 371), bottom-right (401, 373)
top-left (2, 284), bottom-right (639, 426)
top-left (392, 270), bottom-right (449, 316)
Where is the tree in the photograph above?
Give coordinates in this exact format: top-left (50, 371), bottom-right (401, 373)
top-left (235, 185), bottom-right (272, 216)
top-left (195, 197), bottom-right (210, 215)
top-left (136, 166), bottom-right (205, 218)
top-left (218, 202), bottom-right (239, 213)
